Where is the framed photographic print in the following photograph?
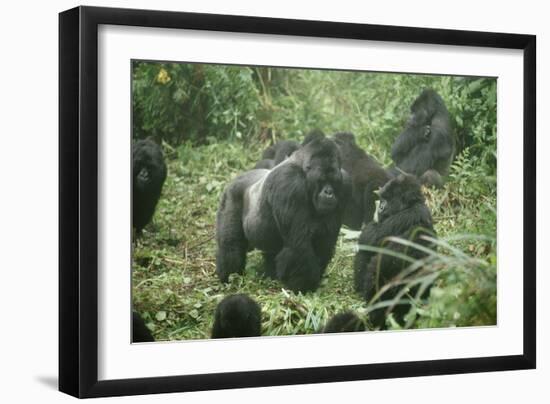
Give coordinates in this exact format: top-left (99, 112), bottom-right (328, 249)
top-left (59, 6), bottom-right (536, 398)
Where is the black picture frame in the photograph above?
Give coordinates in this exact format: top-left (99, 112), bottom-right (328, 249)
top-left (59, 5), bottom-right (536, 399)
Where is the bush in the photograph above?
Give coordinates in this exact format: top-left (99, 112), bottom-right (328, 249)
top-left (132, 62), bottom-right (261, 144)
top-left (133, 62), bottom-right (497, 175)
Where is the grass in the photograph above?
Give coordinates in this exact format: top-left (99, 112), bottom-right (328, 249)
top-left (132, 135), bottom-right (497, 341)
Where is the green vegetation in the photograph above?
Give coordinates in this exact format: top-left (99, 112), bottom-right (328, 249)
top-left (132, 62), bottom-right (497, 340)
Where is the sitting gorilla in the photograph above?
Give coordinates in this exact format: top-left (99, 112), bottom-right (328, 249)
top-left (255, 139), bottom-right (299, 169)
top-left (216, 134), bottom-right (350, 293)
top-left (333, 132), bottom-right (392, 229)
top-left (354, 174), bottom-right (436, 329)
top-left (132, 311), bottom-right (155, 343)
top-left (322, 311), bottom-right (366, 333)
top-left (132, 138), bottom-right (167, 234)
top-left (211, 294), bottom-right (262, 338)
top-left (391, 89), bottom-right (454, 188)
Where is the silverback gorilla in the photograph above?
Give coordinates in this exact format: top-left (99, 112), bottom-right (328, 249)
top-left (333, 132), bottom-right (391, 229)
top-left (255, 140), bottom-right (300, 169)
top-left (216, 134), bottom-right (350, 293)
top-left (132, 138), bottom-right (167, 234)
top-left (211, 294), bottom-right (262, 338)
top-left (354, 174), bottom-right (436, 329)
top-left (391, 89), bottom-right (454, 188)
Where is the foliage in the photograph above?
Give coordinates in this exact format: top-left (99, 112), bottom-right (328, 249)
top-left (133, 63), bottom-right (497, 173)
top-left (132, 62), bottom-right (497, 340)
top-left (132, 62), bottom-right (260, 144)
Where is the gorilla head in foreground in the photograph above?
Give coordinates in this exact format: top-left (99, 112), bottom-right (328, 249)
top-left (216, 133), bottom-right (350, 293)
top-left (391, 89), bottom-right (454, 188)
top-left (132, 311), bottom-right (155, 343)
top-left (322, 311), bottom-right (366, 333)
top-left (211, 294), bottom-right (262, 339)
top-left (255, 139), bottom-right (300, 169)
top-left (132, 138), bottom-right (167, 234)
top-left (354, 173), bottom-right (436, 329)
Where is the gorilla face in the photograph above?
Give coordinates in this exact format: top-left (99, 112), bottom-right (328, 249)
top-left (133, 141), bottom-right (165, 193)
top-left (377, 174), bottom-right (424, 222)
top-left (136, 167), bottom-right (150, 190)
top-left (301, 139), bottom-right (344, 215)
top-left (401, 111), bottom-right (432, 144)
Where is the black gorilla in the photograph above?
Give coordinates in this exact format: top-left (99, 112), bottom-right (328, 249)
top-left (132, 138), bottom-right (167, 233)
top-left (333, 132), bottom-right (392, 229)
top-left (132, 311), bottom-right (155, 343)
top-left (391, 89), bottom-right (454, 188)
top-left (211, 294), bottom-right (262, 338)
top-left (255, 140), bottom-right (300, 169)
top-left (216, 134), bottom-right (350, 293)
top-left (322, 311), bottom-right (366, 333)
top-left (354, 174), bottom-right (436, 329)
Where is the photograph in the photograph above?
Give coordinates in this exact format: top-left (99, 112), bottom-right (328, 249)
top-left (130, 61), bottom-right (498, 342)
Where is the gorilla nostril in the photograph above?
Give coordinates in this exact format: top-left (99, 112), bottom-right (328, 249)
top-left (323, 187), bottom-right (334, 198)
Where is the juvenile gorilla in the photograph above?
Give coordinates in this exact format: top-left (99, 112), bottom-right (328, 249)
top-left (391, 89), bottom-right (454, 188)
top-left (211, 294), bottom-right (262, 338)
top-left (322, 311), bottom-right (366, 333)
top-left (255, 140), bottom-right (299, 169)
top-left (354, 174), bottom-right (436, 329)
top-left (216, 135), bottom-right (350, 293)
top-left (132, 311), bottom-right (155, 343)
top-left (132, 138), bottom-right (167, 234)
top-left (333, 132), bottom-right (392, 229)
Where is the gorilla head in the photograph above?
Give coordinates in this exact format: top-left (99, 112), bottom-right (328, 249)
top-left (132, 311), bottom-right (155, 343)
top-left (376, 173), bottom-right (425, 222)
top-left (211, 294), bottom-right (262, 339)
top-left (269, 140), bottom-right (299, 163)
top-left (132, 138), bottom-right (167, 234)
top-left (298, 137), bottom-right (344, 215)
top-left (322, 311), bottom-right (366, 333)
top-left (255, 140), bottom-right (300, 169)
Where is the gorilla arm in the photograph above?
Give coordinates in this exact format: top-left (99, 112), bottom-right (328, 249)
top-left (391, 126), bottom-right (426, 164)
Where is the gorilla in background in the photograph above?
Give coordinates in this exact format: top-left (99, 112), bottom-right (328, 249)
top-left (322, 311), bottom-right (366, 333)
top-left (132, 138), bottom-right (167, 234)
top-left (255, 139), bottom-right (300, 169)
top-left (354, 174), bottom-right (436, 329)
top-left (391, 89), bottom-right (454, 188)
top-left (333, 132), bottom-right (392, 230)
top-left (216, 134), bottom-right (350, 293)
top-left (211, 294), bottom-right (262, 338)
top-left (132, 311), bottom-right (155, 343)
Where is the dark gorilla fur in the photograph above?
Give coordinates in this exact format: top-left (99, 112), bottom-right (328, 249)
top-left (132, 311), bottom-right (155, 343)
top-left (354, 174), bottom-right (436, 329)
top-left (211, 294), bottom-right (262, 338)
top-left (216, 134), bottom-right (350, 293)
top-left (391, 89), bottom-right (454, 188)
top-left (332, 132), bottom-right (392, 229)
top-left (322, 311), bottom-right (366, 333)
top-left (132, 138), bottom-right (167, 233)
top-left (255, 140), bottom-right (300, 169)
